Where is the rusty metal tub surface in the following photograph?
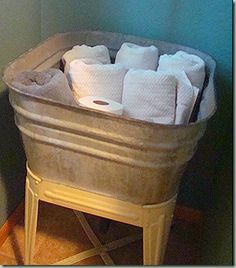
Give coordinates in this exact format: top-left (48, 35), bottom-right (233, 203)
top-left (3, 31), bottom-right (216, 205)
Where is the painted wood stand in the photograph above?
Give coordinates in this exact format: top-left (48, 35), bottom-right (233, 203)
top-left (25, 164), bottom-right (176, 265)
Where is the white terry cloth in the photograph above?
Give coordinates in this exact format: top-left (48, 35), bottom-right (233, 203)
top-left (158, 51), bottom-right (205, 90)
top-left (12, 68), bottom-right (77, 105)
top-left (115, 42), bottom-right (159, 70)
top-left (62, 44), bottom-right (111, 74)
top-left (122, 69), bottom-right (177, 124)
top-left (167, 71), bottom-right (199, 124)
top-left (69, 58), bottom-right (127, 103)
top-left (158, 70), bottom-right (200, 124)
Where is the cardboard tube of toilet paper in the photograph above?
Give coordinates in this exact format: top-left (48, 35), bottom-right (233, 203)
top-left (76, 96), bottom-right (123, 115)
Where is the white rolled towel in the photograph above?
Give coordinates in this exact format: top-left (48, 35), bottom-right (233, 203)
top-left (69, 58), bottom-right (127, 103)
top-left (122, 69), bottom-right (177, 124)
top-left (158, 51), bottom-right (205, 90)
top-left (157, 70), bottom-right (200, 124)
top-left (62, 44), bottom-right (111, 74)
top-left (115, 42), bottom-right (159, 70)
top-left (164, 71), bottom-right (199, 124)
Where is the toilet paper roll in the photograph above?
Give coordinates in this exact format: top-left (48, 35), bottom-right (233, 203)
top-left (76, 95), bottom-right (123, 115)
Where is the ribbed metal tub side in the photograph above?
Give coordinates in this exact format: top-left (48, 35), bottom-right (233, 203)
top-left (3, 31), bottom-right (216, 205)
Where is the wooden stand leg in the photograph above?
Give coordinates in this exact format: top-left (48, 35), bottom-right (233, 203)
top-left (143, 197), bottom-right (176, 265)
top-left (24, 178), bottom-right (39, 265)
top-left (143, 215), bottom-right (165, 265)
top-left (25, 165), bottom-right (177, 265)
top-left (160, 210), bottom-right (174, 264)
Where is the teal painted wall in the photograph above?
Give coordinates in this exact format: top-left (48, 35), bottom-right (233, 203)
top-left (0, 0), bottom-right (41, 227)
top-left (94, 1), bottom-right (233, 264)
top-left (41, 0), bottom-right (101, 39)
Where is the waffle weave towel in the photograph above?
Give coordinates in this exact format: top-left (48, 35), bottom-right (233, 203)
top-left (62, 44), bottom-right (111, 74)
top-left (115, 42), bottom-right (159, 70)
top-left (69, 58), bottom-right (127, 103)
top-left (122, 69), bottom-right (177, 124)
top-left (158, 51), bottom-right (205, 90)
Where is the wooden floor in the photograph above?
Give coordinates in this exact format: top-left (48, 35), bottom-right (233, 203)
top-left (0, 202), bottom-right (201, 265)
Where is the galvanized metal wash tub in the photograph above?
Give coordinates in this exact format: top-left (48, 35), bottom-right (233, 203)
top-left (3, 31), bottom-right (216, 205)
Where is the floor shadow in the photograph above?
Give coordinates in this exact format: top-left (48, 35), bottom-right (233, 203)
top-left (9, 230), bottom-right (24, 265)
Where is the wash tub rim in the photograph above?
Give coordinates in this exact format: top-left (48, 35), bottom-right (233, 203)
top-left (2, 30), bottom-right (217, 129)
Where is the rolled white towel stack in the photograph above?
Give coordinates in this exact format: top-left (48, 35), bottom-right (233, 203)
top-left (115, 42), bottom-right (159, 70)
top-left (62, 44), bottom-right (111, 74)
top-left (63, 42), bottom-right (205, 124)
top-left (158, 51), bottom-right (205, 90)
top-left (122, 69), bottom-right (177, 124)
top-left (69, 58), bottom-right (127, 103)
